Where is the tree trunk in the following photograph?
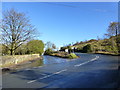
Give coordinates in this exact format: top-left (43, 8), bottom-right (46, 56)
top-left (10, 49), bottom-right (15, 55)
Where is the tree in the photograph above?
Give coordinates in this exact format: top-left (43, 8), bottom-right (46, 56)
top-left (2, 44), bottom-right (9, 55)
top-left (107, 22), bottom-right (119, 37)
top-left (45, 41), bottom-right (56, 50)
top-left (105, 22), bottom-right (120, 53)
top-left (15, 44), bottom-right (27, 55)
top-left (52, 44), bottom-right (56, 50)
top-left (44, 42), bottom-right (57, 55)
top-left (2, 8), bottom-right (36, 55)
top-left (60, 46), bottom-right (67, 51)
top-left (44, 48), bottom-right (53, 55)
top-left (82, 44), bottom-right (92, 53)
top-left (27, 40), bottom-right (44, 55)
top-left (45, 41), bottom-right (52, 50)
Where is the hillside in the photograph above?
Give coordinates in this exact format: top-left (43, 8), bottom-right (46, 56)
top-left (60, 35), bottom-right (120, 55)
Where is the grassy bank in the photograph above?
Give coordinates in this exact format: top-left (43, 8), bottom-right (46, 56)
top-left (94, 51), bottom-right (119, 56)
top-left (60, 35), bottom-right (120, 56)
top-left (45, 51), bottom-right (79, 59)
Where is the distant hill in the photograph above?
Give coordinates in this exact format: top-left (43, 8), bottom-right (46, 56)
top-left (60, 35), bottom-right (120, 55)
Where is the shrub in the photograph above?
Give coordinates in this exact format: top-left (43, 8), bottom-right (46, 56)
top-left (75, 47), bottom-right (83, 52)
top-left (82, 44), bottom-right (92, 53)
top-left (44, 48), bottom-right (53, 55)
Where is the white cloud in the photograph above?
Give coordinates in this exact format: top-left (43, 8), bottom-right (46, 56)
top-left (94, 9), bottom-right (109, 12)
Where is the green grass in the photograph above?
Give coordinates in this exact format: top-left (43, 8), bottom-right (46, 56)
top-left (67, 53), bottom-right (78, 59)
top-left (74, 37), bottom-right (119, 55)
top-left (48, 52), bottom-right (79, 59)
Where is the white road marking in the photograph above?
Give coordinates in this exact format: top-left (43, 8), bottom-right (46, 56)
top-left (25, 69), bottom-right (31, 70)
top-left (54, 69), bottom-right (67, 74)
top-left (27, 80), bottom-right (37, 83)
top-left (74, 55), bottom-right (99, 67)
top-left (41, 73), bottom-right (47, 76)
top-left (39, 74), bottom-right (53, 80)
top-left (27, 55), bottom-right (99, 84)
top-left (27, 69), bottom-right (67, 84)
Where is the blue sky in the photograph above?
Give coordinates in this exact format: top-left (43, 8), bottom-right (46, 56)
top-left (2, 2), bottom-right (118, 48)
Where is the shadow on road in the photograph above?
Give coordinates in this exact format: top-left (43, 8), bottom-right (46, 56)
top-left (7, 67), bottom-right (119, 88)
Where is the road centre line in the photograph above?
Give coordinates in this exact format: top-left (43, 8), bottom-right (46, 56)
top-left (54, 69), bottom-right (67, 74)
top-left (41, 73), bottom-right (48, 76)
top-left (27, 56), bottom-right (99, 84)
top-left (74, 55), bottom-right (99, 67)
top-left (27, 69), bottom-right (67, 84)
top-left (27, 80), bottom-right (37, 83)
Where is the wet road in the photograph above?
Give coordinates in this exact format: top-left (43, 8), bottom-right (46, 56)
top-left (2, 53), bottom-right (119, 88)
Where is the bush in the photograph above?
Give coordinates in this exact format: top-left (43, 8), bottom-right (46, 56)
top-left (82, 44), bottom-right (92, 53)
top-left (44, 48), bottom-right (53, 55)
top-left (75, 47), bottom-right (83, 52)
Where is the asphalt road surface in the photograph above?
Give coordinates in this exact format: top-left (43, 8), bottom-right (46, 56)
top-left (2, 53), bottom-right (119, 88)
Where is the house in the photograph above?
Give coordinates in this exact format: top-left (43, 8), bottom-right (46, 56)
top-left (65, 49), bottom-right (68, 52)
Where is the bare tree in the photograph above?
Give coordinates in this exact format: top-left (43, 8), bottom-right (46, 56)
top-left (105, 22), bottom-right (120, 53)
top-left (52, 43), bottom-right (56, 50)
top-left (45, 41), bottom-right (53, 50)
top-left (2, 8), bottom-right (36, 55)
top-left (107, 22), bottom-right (119, 37)
top-left (45, 41), bottom-right (56, 50)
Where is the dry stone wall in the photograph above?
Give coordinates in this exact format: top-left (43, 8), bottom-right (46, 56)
top-left (1, 54), bottom-right (41, 68)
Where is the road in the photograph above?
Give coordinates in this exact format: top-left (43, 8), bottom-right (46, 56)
top-left (2, 53), bottom-right (119, 88)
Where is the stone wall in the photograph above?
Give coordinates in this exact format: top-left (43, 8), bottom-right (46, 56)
top-left (1, 54), bottom-right (42, 68)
